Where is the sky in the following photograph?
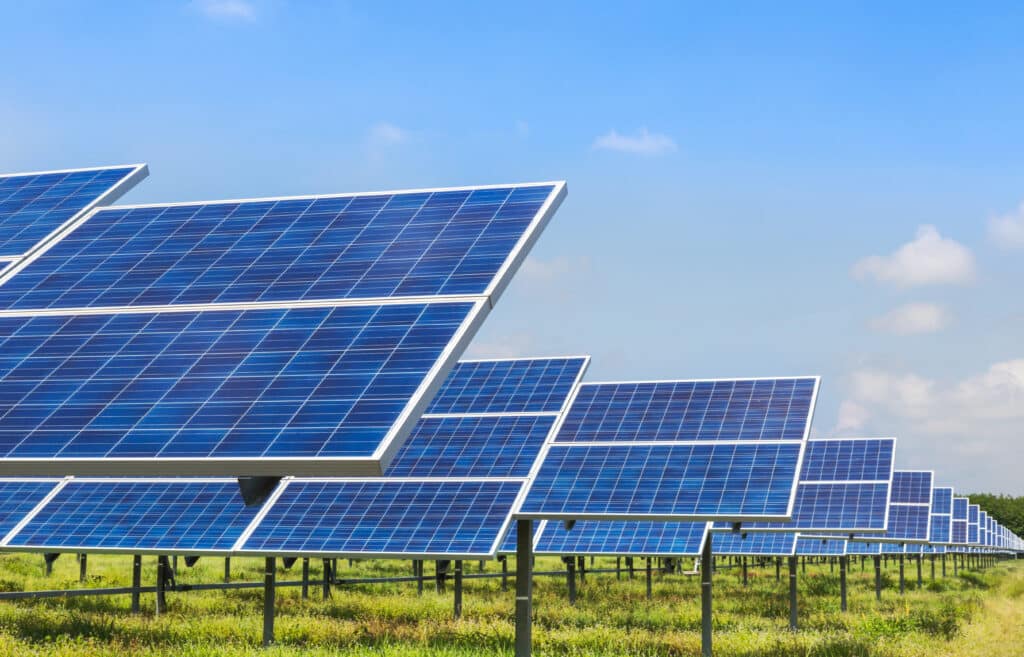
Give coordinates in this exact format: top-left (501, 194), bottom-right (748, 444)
top-left (2, 2), bottom-right (1024, 493)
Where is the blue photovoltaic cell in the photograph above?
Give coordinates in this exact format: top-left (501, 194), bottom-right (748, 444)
top-left (0, 167), bottom-right (139, 257)
top-left (555, 378), bottom-right (816, 443)
top-left (520, 442), bottom-right (801, 519)
top-left (241, 479), bottom-right (523, 556)
top-left (881, 543), bottom-right (904, 554)
top-left (0, 302), bottom-right (474, 459)
top-left (8, 480), bottom-right (258, 551)
top-left (930, 511), bottom-right (951, 544)
top-left (799, 438), bottom-right (894, 482)
top-left (953, 497), bottom-right (968, 521)
top-left (384, 415), bottom-right (555, 478)
top-left (533, 520), bottom-right (708, 556)
top-left (712, 532), bottom-right (796, 556)
top-left (0, 479), bottom-right (62, 538)
top-left (846, 541), bottom-right (882, 555)
top-left (952, 520), bottom-right (967, 544)
top-left (887, 504), bottom-right (931, 541)
top-left (891, 471), bottom-right (932, 504)
top-left (426, 357), bottom-right (586, 415)
top-left (969, 505), bottom-right (979, 524)
top-left (932, 488), bottom-right (953, 515)
top-left (0, 185), bottom-right (558, 310)
top-left (744, 483), bottom-right (889, 531)
top-left (795, 537), bottom-right (846, 556)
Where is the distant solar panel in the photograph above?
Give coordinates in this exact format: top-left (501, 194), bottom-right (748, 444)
top-left (239, 478), bottom-right (523, 558)
top-left (0, 184), bottom-right (562, 310)
top-left (845, 541), bottom-right (882, 555)
top-left (891, 471), bottom-right (932, 504)
top-left (795, 536), bottom-right (846, 556)
top-left (979, 511), bottom-right (988, 547)
top-left (517, 377), bottom-right (819, 521)
top-left (3, 479), bottom-right (261, 553)
top-left (0, 478), bottom-right (64, 540)
top-left (531, 520), bottom-right (709, 557)
top-left (968, 504), bottom-right (980, 544)
top-left (712, 532), bottom-right (796, 556)
top-left (425, 357), bottom-right (586, 415)
top-left (0, 165), bottom-right (146, 259)
top-left (952, 497), bottom-right (969, 544)
top-left (720, 438), bottom-right (894, 533)
top-left (930, 487), bottom-right (953, 545)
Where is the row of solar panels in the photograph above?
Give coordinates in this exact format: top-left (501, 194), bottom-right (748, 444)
top-left (0, 164), bottom-right (1020, 562)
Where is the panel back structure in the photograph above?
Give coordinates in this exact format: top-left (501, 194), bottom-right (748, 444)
top-left (0, 165), bottom-right (147, 264)
top-left (712, 437), bottom-right (894, 534)
top-left (515, 376), bottom-right (820, 522)
top-left (0, 182), bottom-right (566, 476)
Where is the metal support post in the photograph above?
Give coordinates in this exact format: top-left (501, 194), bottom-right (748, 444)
top-left (564, 557), bottom-right (576, 605)
top-left (514, 519), bottom-right (533, 657)
top-left (131, 555), bottom-right (142, 613)
top-left (322, 559), bottom-right (332, 599)
top-left (788, 556), bottom-right (798, 631)
top-left (301, 558), bottom-right (309, 599)
top-left (700, 533), bottom-right (713, 657)
top-left (78, 554), bottom-right (87, 583)
top-left (224, 557), bottom-right (230, 582)
top-left (742, 556), bottom-right (748, 586)
top-left (646, 557), bottom-right (653, 600)
top-left (839, 556), bottom-right (847, 612)
top-left (899, 555), bottom-right (905, 595)
top-left (874, 556), bottom-right (882, 601)
top-left (454, 560), bottom-right (463, 619)
top-left (263, 557), bottom-right (275, 647)
top-left (917, 555), bottom-right (922, 588)
top-left (501, 556), bottom-right (508, 592)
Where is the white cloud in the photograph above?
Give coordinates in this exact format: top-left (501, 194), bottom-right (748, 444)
top-left (463, 333), bottom-right (539, 360)
top-left (592, 128), bottom-right (677, 156)
top-left (830, 360), bottom-right (1024, 492)
top-left (988, 203), bottom-right (1024, 249)
top-left (191, 0), bottom-right (256, 21)
top-left (851, 225), bottom-right (975, 287)
top-left (367, 122), bottom-right (406, 145)
top-left (869, 302), bottom-right (951, 335)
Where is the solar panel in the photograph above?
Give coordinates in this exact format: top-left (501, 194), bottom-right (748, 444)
top-left (929, 487), bottom-right (953, 545)
top-left (891, 471), bottom-right (932, 504)
top-left (795, 536), bottom-right (846, 556)
top-left (0, 184), bottom-right (561, 310)
top-left (517, 377), bottom-right (820, 521)
top-left (968, 504), bottom-right (980, 544)
top-left (712, 532), bottom-right (797, 556)
top-left (979, 511), bottom-right (988, 547)
top-left (425, 357), bottom-right (586, 415)
top-left (238, 478), bottom-right (523, 558)
top-left (952, 497), bottom-right (968, 544)
top-left (531, 520), bottom-right (710, 557)
top-left (0, 302), bottom-right (480, 473)
top-left (2, 478), bottom-right (262, 553)
top-left (0, 165), bottom-right (146, 260)
top-left (720, 437), bottom-right (894, 533)
top-left (241, 356), bottom-right (587, 558)
top-left (845, 541), bottom-right (882, 555)
top-left (0, 478), bottom-right (64, 540)
top-left (0, 182), bottom-right (567, 476)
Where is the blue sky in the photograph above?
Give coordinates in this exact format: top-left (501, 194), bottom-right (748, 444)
top-left (3, 1), bottom-right (1024, 493)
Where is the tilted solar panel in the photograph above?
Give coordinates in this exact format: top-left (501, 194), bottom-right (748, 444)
top-left (2, 479), bottom-right (261, 553)
top-left (517, 377), bottom-right (820, 522)
top-left (952, 497), bottom-right (969, 544)
top-left (968, 504), bottom-right (980, 544)
top-left (0, 182), bottom-right (567, 476)
top-left (845, 541), bottom-right (882, 555)
top-left (238, 479), bottom-right (523, 558)
top-left (531, 520), bottom-right (709, 557)
top-left (0, 165), bottom-right (146, 260)
top-left (891, 471), bottom-right (932, 504)
top-left (0, 479), bottom-right (64, 539)
top-left (712, 531), bottom-right (797, 556)
top-left (930, 487), bottom-right (953, 545)
top-left (425, 357), bottom-right (587, 415)
top-left (795, 536), bottom-right (846, 556)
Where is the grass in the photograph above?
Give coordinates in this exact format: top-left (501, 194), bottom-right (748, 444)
top-left (0, 552), bottom-right (1018, 656)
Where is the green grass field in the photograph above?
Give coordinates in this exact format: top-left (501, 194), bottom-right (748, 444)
top-left (0, 552), bottom-right (1020, 657)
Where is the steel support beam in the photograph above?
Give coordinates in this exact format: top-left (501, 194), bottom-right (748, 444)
top-left (263, 557), bottom-right (275, 647)
top-left (701, 534), bottom-right (713, 657)
top-left (515, 519), bottom-right (533, 657)
top-left (788, 556), bottom-right (798, 631)
top-left (839, 556), bottom-right (847, 612)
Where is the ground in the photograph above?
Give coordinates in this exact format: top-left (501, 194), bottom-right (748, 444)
top-left (0, 552), bottom-right (1018, 656)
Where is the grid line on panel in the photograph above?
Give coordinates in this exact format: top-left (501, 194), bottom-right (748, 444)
top-left (0, 185), bottom-right (558, 310)
top-left (0, 302), bottom-right (475, 460)
top-left (0, 479), bottom-right (65, 539)
top-left (0, 166), bottom-right (141, 257)
top-left (800, 438), bottom-right (895, 482)
top-left (891, 471), bottom-right (933, 504)
top-left (425, 357), bottom-right (587, 415)
top-left (7, 480), bottom-right (260, 552)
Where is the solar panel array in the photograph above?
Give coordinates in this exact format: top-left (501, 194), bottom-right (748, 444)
top-left (718, 438), bottom-right (894, 533)
top-left (517, 377), bottom-right (820, 521)
top-left (0, 165), bottom-right (146, 261)
top-left (0, 181), bottom-right (567, 476)
top-left (870, 470), bottom-right (934, 544)
top-left (531, 520), bottom-right (710, 557)
top-left (795, 537), bottom-right (847, 556)
top-left (930, 487), bottom-right (954, 545)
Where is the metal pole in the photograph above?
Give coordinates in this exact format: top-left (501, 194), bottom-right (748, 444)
top-left (700, 533), bottom-right (712, 657)
top-left (515, 519), bottom-right (533, 657)
top-left (839, 556), bottom-right (847, 612)
top-left (78, 554), bottom-right (87, 583)
top-left (874, 556), bottom-right (882, 601)
top-left (417, 560), bottom-right (425, 595)
top-left (742, 556), bottom-right (748, 587)
top-left (565, 557), bottom-right (576, 605)
top-left (301, 558), bottom-right (309, 599)
top-left (917, 555), bottom-right (923, 588)
top-left (899, 555), bottom-right (905, 595)
top-left (578, 555), bottom-right (586, 584)
top-left (645, 557), bottom-right (652, 600)
top-left (131, 555), bottom-right (142, 613)
top-left (322, 559), bottom-right (332, 599)
top-left (156, 556), bottom-right (168, 615)
top-left (942, 554), bottom-right (946, 577)
top-left (953, 554), bottom-right (958, 576)
top-left (788, 556), bottom-right (798, 631)
top-left (501, 556), bottom-right (508, 593)
top-left (616, 557), bottom-right (621, 580)
top-left (224, 557), bottom-right (230, 583)
top-left (801, 556), bottom-right (805, 575)
top-left (775, 557), bottom-right (780, 582)
top-left (263, 557), bottom-right (275, 647)
top-left (930, 555), bottom-right (935, 581)
top-left (454, 560), bottom-right (463, 619)
top-left (628, 557), bottom-right (634, 580)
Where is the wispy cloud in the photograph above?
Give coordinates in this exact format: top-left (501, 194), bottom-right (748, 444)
top-left (592, 128), bottom-right (677, 156)
top-left (869, 302), bottom-right (951, 335)
top-left (989, 202), bottom-right (1024, 249)
top-left (851, 225), bottom-right (975, 287)
top-left (463, 333), bottom-right (540, 360)
top-left (367, 122), bottom-right (406, 145)
top-left (191, 0), bottom-right (257, 22)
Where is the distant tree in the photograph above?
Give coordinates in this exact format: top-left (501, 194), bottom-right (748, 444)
top-left (967, 493), bottom-right (1024, 539)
